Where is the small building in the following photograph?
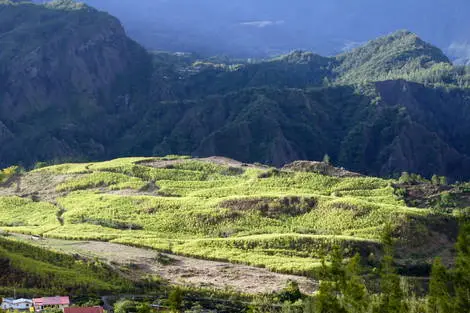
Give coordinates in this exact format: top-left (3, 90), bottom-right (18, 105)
top-left (32, 297), bottom-right (70, 312)
top-left (63, 307), bottom-right (104, 313)
top-left (1, 298), bottom-right (34, 311)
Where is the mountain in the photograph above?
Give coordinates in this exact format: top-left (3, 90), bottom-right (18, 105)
top-left (115, 31), bottom-right (470, 180)
top-left (72, 0), bottom-right (470, 59)
top-left (0, 0), bottom-right (152, 167)
top-left (2, 1), bottom-right (470, 181)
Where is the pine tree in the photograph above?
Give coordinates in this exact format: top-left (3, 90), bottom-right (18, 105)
top-left (454, 222), bottom-right (470, 311)
top-left (427, 258), bottom-right (452, 313)
top-left (315, 280), bottom-right (346, 313)
top-left (342, 254), bottom-right (369, 313)
top-left (375, 224), bottom-right (407, 313)
top-left (322, 154), bottom-right (331, 165)
top-left (315, 247), bottom-right (346, 313)
top-left (431, 175), bottom-right (440, 185)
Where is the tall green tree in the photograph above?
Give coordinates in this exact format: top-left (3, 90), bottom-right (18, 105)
top-left (454, 222), bottom-right (470, 311)
top-left (427, 258), bottom-right (452, 313)
top-left (374, 224), bottom-right (407, 313)
top-left (342, 254), bottom-right (370, 313)
top-left (315, 247), bottom-right (346, 313)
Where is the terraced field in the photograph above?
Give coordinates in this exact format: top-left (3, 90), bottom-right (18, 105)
top-left (0, 156), bottom-right (456, 277)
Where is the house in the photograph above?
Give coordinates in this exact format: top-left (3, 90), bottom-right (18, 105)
top-left (1, 298), bottom-right (34, 311)
top-left (32, 297), bottom-right (70, 312)
top-left (63, 307), bottom-right (104, 313)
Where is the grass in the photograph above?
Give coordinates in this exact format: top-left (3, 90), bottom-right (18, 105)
top-left (0, 236), bottom-right (133, 294)
top-left (0, 156), bottom-right (444, 275)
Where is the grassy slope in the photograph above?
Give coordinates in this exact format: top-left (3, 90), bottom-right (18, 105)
top-left (0, 157), bottom-right (454, 276)
top-left (0, 235), bottom-right (133, 295)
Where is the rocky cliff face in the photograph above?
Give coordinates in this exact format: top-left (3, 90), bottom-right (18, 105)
top-left (373, 80), bottom-right (470, 179)
top-left (0, 1), bottom-right (151, 166)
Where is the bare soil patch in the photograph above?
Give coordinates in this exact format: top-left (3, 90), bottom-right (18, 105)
top-left (0, 172), bottom-right (74, 202)
top-left (10, 234), bottom-right (316, 295)
top-left (139, 156), bottom-right (267, 170)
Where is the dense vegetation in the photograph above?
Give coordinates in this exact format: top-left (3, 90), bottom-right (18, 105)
top-left (0, 157), bottom-right (459, 277)
top-left (1, 1), bottom-right (470, 180)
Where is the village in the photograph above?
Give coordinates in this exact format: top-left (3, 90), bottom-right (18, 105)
top-left (0, 297), bottom-right (104, 313)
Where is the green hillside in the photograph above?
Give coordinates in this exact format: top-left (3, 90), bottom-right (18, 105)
top-left (0, 157), bottom-right (459, 276)
top-left (0, 234), bottom-right (133, 295)
top-left (1, 1), bottom-right (470, 181)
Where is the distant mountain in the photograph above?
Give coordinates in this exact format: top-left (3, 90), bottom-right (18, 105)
top-left (77, 0), bottom-right (470, 59)
top-left (2, 1), bottom-right (470, 180)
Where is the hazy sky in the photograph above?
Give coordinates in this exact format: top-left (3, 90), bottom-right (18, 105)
top-left (76, 0), bottom-right (470, 58)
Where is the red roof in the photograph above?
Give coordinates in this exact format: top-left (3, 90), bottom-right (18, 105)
top-left (33, 297), bottom-right (70, 306)
top-left (64, 307), bottom-right (104, 313)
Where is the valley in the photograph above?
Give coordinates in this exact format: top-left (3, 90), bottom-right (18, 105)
top-left (1, 1), bottom-right (470, 312)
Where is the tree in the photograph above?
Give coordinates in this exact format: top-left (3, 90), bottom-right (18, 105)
top-left (315, 280), bottom-right (346, 313)
top-left (375, 224), bottom-right (407, 313)
top-left (322, 154), bottom-right (331, 165)
top-left (431, 175), bottom-right (440, 185)
top-left (454, 222), bottom-right (470, 311)
top-left (342, 254), bottom-right (369, 313)
top-left (398, 172), bottom-right (411, 184)
top-left (439, 176), bottom-right (448, 186)
top-left (315, 246), bottom-right (346, 313)
top-left (427, 258), bottom-right (452, 313)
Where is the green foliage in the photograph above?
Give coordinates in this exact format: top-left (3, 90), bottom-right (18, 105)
top-left (375, 225), bottom-right (407, 313)
top-left (0, 236), bottom-right (133, 294)
top-left (278, 281), bottom-right (303, 303)
top-left (342, 254), bottom-right (369, 313)
top-left (114, 300), bottom-right (137, 313)
top-left (0, 157), bottom-right (440, 275)
top-left (167, 287), bottom-right (184, 312)
top-left (427, 258), bottom-right (452, 313)
top-left (0, 166), bottom-right (20, 183)
top-left (454, 222), bottom-right (470, 311)
top-left (335, 30), bottom-right (450, 85)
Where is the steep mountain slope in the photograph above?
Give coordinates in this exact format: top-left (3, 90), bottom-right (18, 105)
top-left (114, 31), bottom-right (470, 180)
top-left (0, 0), bottom-right (151, 167)
top-left (2, 2), bottom-right (470, 180)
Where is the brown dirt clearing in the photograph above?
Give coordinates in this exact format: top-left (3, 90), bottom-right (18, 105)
top-left (9, 233), bottom-right (316, 295)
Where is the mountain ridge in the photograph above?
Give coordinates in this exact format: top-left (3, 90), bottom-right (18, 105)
top-left (1, 1), bottom-right (470, 180)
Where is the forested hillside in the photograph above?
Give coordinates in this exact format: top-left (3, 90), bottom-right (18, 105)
top-left (2, 1), bottom-right (470, 180)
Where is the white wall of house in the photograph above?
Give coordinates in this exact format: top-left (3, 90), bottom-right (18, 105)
top-left (1, 299), bottom-right (34, 310)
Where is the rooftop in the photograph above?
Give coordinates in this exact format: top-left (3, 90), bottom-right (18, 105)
top-left (32, 297), bottom-right (70, 306)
